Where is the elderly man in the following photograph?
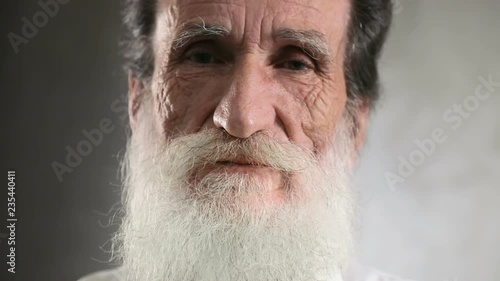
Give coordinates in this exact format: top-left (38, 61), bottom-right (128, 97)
top-left (80, 0), bottom-right (399, 280)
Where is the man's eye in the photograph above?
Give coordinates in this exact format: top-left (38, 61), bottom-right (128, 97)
top-left (277, 60), bottom-right (312, 71)
top-left (187, 52), bottom-right (217, 64)
top-left (283, 60), bottom-right (307, 71)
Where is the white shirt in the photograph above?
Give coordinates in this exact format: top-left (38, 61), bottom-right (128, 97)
top-left (77, 262), bottom-right (415, 281)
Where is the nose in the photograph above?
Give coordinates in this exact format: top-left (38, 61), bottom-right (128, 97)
top-left (213, 58), bottom-right (276, 139)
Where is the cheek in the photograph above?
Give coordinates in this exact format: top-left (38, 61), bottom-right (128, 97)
top-left (152, 68), bottom-right (221, 138)
top-left (279, 69), bottom-right (347, 152)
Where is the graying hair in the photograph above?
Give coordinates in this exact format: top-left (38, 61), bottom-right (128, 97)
top-left (274, 28), bottom-right (330, 61)
top-left (122, 0), bottom-right (393, 108)
top-left (172, 19), bottom-right (230, 50)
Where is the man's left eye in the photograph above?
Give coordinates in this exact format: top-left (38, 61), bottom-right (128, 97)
top-left (281, 60), bottom-right (309, 71)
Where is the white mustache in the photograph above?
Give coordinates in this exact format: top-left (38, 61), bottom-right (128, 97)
top-left (158, 129), bottom-right (319, 174)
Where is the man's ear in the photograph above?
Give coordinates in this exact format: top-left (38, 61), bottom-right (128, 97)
top-left (352, 100), bottom-right (370, 160)
top-left (128, 72), bottom-right (143, 132)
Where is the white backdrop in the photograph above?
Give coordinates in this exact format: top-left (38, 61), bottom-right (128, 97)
top-left (354, 1), bottom-right (500, 281)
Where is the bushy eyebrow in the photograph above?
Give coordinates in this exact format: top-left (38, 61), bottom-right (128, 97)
top-left (273, 28), bottom-right (331, 61)
top-left (172, 20), bottom-right (230, 50)
top-left (171, 20), bottom-right (331, 62)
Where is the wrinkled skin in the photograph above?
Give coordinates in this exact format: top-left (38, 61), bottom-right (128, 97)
top-left (128, 0), bottom-right (369, 198)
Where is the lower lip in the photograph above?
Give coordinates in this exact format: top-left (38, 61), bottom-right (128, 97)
top-left (191, 163), bottom-right (287, 203)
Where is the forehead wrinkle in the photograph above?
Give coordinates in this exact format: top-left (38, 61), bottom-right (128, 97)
top-left (282, 0), bottom-right (323, 14)
top-left (172, 19), bottom-right (230, 50)
top-left (274, 28), bottom-right (332, 61)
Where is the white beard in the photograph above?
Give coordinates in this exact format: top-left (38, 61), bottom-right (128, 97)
top-left (113, 99), bottom-right (357, 281)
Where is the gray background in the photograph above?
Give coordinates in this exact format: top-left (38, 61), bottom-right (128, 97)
top-left (1, 1), bottom-right (499, 281)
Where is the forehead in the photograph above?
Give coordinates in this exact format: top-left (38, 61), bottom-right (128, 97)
top-left (156, 0), bottom-right (351, 45)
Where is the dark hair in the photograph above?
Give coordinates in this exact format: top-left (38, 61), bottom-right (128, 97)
top-left (122, 0), bottom-right (392, 108)
top-left (346, 0), bottom-right (393, 108)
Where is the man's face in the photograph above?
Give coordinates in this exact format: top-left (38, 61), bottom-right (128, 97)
top-left (130, 0), bottom-right (360, 197)
top-left (120, 0), bottom-right (365, 280)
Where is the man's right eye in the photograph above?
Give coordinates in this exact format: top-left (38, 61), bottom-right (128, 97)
top-left (188, 51), bottom-right (217, 64)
